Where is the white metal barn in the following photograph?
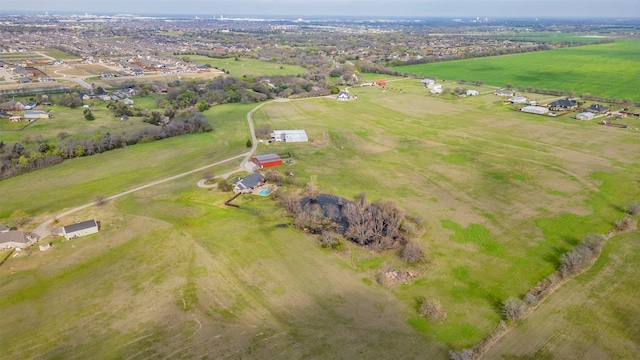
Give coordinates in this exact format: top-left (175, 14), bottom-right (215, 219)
top-left (62, 219), bottom-right (99, 240)
top-left (270, 130), bottom-right (308, 142)
top-left (520, 106), bottom-right (549, 115)
top-left (576, 112), bottom-right (595, 121)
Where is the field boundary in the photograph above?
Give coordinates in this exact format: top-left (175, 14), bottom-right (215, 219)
top-left (472, 214), bottom-right (638, 359)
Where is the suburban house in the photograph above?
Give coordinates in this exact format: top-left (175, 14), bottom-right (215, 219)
top-left (465, 90), bottom-right (479, 96)
top-left (0, 224), bottom-right (9, 233)
top-left (494, 89), bottom-right (514, 97)
top-left (508, 96), bottom-right (527, 104)
top-left (0, 230), bottom-right (40, 250)
top-left (24, 110), bottom-right (50, 120)
top-left (23, 103), bottom-right (38, 110)
top-left (548, 99), bottom-right (577, 110)
top-left (62, 219), bottom-right (99, 240)
top-left (233, 172), bottom-right (265, 193)
top-left (0, 110), bottom-right (11, 118)
top-left (270, 130), bottom-right (308, 143)
top-left (576, 112), bottom-right (596, 121)
top-left (521, 105), bottom-right (549, 115)
top-left (336, 90), bottom-right (350, 101)
top-left (589, 104), bottom-right (610, 113)
top-left (251, 154), bottom-right (283, 168)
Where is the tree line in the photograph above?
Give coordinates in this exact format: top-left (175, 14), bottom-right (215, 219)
top-left (0, 111), bottom-right (212, 180)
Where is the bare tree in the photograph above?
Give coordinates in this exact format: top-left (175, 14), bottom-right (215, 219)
top-left (402, 240), bottom-right (426, 263)
top-left (449, 349), bottom-right (474, 360)
top-left (502, 297), bottom-right (526, 322)
top-left (320, 231), bottom-right (341, 249)
top-left (264, 169), bottom-right (283, 183)
top-left (95, 194), bottom-right (108, 207)
top-left (9, 209), bottom-right (30, 228)
top-left (302, 175), bottom-right (319, 202)
top-left (419, 298), bottom-right (447, 324)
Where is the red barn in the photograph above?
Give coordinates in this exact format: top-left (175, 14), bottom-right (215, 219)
top-left (252, 154), bottom-right (282, 168)
top-left (375, 80), bottom-right (387, 86)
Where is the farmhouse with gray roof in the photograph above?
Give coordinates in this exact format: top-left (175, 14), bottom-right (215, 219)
top-left (62, 219), bottom-right (99, 240)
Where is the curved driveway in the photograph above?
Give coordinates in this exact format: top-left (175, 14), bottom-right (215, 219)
top-left (32, 100), bottom-right (268, 238)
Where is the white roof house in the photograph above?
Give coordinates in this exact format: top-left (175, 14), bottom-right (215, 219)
top-left (421, 78), bottom-right (436, 87)
top-left (270, 130), bottom-right (308, 143)
top-left (62, 219), bottom-right (99, 240)
top-left (465, 90), bottom-right (479, 96)
top-left (521, 106), bottom-right (549, 115)
top-left (508, 96), bottom-right (527, 104)
top-left (430, 84), bottom-right (442, 94)
top-left (576, 112), bottom-right (596, 121)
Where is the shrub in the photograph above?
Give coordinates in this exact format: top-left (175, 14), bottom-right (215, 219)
top-left (320, 231), bottom-right (341, 249)
top-left (449, 349), bottom-right (474, 360)
top-left (627, 202), bottom-right (640, 216)
top-left (419, 298), bottom-right (447, 324)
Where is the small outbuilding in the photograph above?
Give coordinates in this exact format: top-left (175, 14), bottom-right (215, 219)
top-left (336, 90), bottom-right (350, 101)
top-left (576, 112), bottom-right (596, 121)
top-left (521, 106), bottom-right (549, 115)
top-left (465, 90), bottom-right (479, 96)
top-left (251, 154), bottom-right (282, 168)
top-left (62, 219), bottom-right (99, 240)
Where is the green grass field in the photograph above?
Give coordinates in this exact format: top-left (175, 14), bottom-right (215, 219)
top-left (188, 55), bottom-right (307, 77)
top-left (0, 79), bottom-right (638, 358)
top-left (393, 39), bottom-right (640, 101)
top-left (484, 229), bottom-right (640, 359)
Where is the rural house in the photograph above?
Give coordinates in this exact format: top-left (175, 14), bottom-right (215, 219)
top-left (62, 219), bottom-right (99, 240)
top-left (548, 99), bottom-right (577, 109)
top-left (508, 96), bottom-right (527, 104)
top-left (465, 90), bottom-right (479, 96)
top-left (233, 172), bottom-right (265, 193)
top-left (430, 84), bottom-right (443, 94)
top-left (588, 104), bottom-right (609, 113)
top-left (494, 89), bottom-right (514, 97)
top-left (336, 90), bottom-right (350, 101)
top-left (251, 154), bottom-right (283, 168)
top-left (0, 231), bottom-right (39, 250)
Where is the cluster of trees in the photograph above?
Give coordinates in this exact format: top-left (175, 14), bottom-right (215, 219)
top-left (278, 189), bottom-right (425, 256)
top-left (0, 111), bottom-right (212, 180)
top-left (156, 75), bottom-right (331, 112)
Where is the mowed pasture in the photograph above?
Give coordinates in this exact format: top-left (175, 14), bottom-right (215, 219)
top-left (189, 55), bottom-right (307, 77)
top-left (0, 80), bottom-right (639, 358)
top-left (393, 39), bottom-right (640, 101)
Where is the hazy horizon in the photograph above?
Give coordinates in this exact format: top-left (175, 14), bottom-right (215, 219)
top-left (2, 0), bottom-right (639, 19)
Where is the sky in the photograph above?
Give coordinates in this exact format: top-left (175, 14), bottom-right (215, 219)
top-left (1, 0), bottom-right (639, 18)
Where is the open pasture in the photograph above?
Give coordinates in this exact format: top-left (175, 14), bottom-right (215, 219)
top-left (55, 64), bottom-right (113, 77)
top-left (0, 80), bottom-right (638, 358)
top-left (485, 229), bottom-right (640, 359)
top-left (393, 39), bottom-right (640, 101)
top-left (189, 55), bottom-right (307, 77)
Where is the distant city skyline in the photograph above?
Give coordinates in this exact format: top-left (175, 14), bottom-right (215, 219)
top-left (2, 0), bottom-right (639, 18)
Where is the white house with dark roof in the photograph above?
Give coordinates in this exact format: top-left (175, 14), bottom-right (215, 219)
top-left (233, 173), bottom-right (264, 193)
top-left (62, 219), bottom-right (99, 240)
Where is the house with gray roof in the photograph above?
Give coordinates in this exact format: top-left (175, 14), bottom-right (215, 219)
top-left (0, 231), bottom-right (39, 250)
top-left (62, 219), bottom-right (99, 240)
top-left (233, 173), bottom-right (264, 193)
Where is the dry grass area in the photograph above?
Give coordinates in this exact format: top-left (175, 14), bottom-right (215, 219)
top-left (55, 64), bottom-right (113, 76)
